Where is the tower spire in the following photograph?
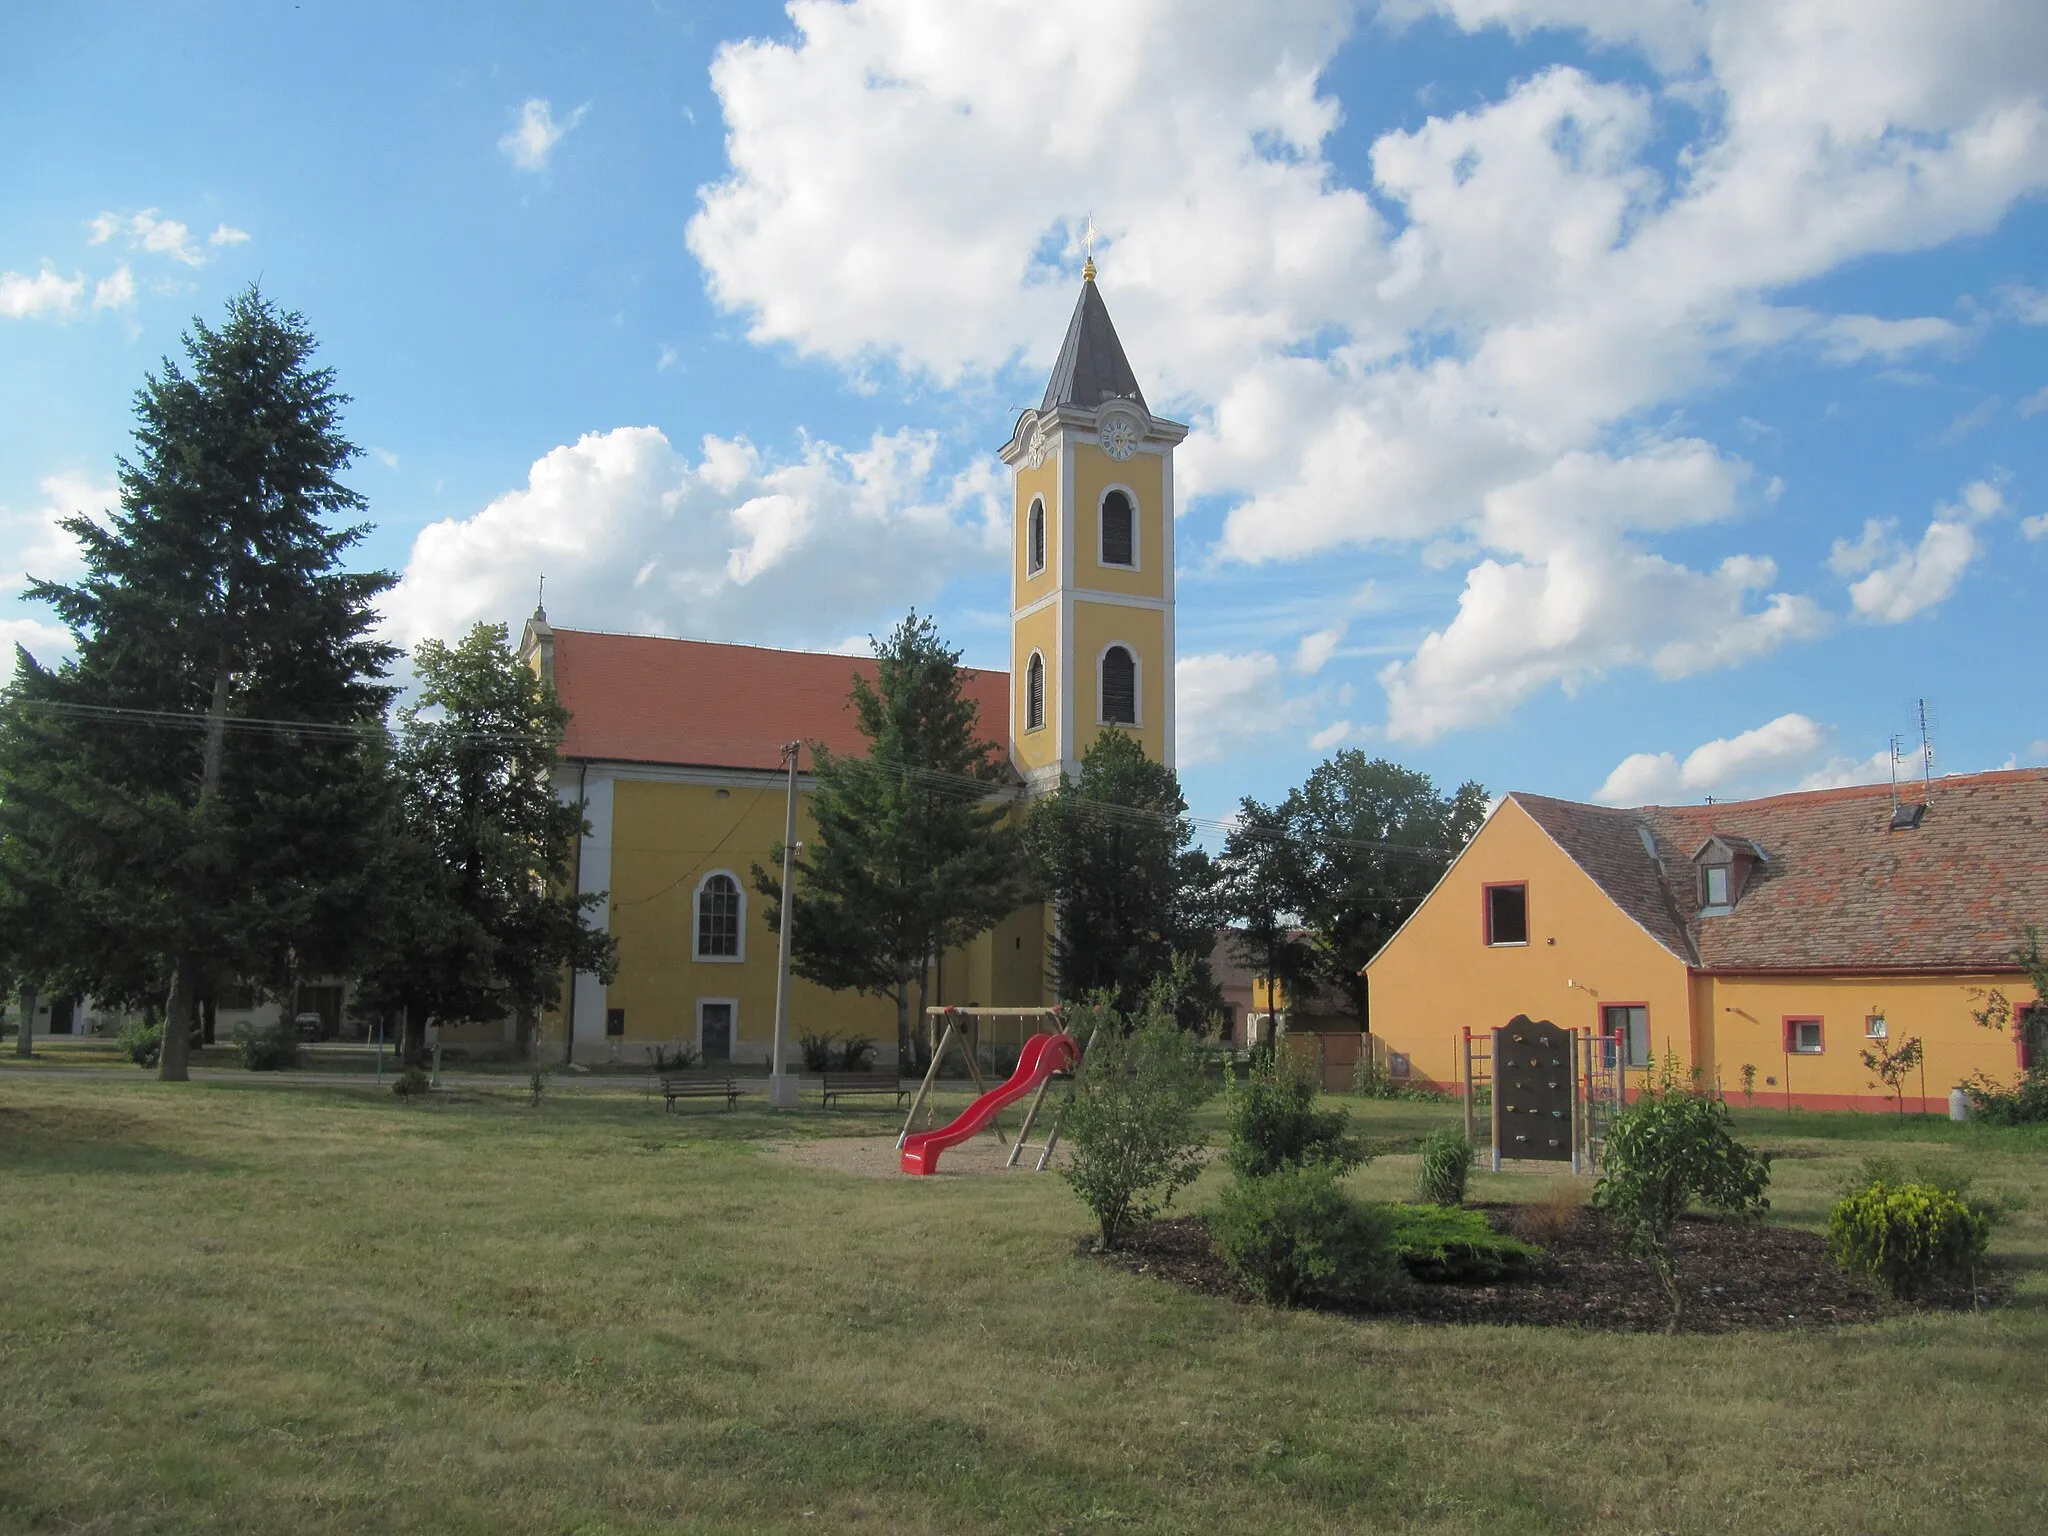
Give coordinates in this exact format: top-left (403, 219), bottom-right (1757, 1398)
top-left (1080, 214), bottom-right (1099, 283)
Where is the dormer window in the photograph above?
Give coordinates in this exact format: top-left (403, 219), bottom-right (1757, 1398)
top-left (1693, 834), bottom-right (1763, 914)
top-left (1702, 863), bottom-right (1730, 908)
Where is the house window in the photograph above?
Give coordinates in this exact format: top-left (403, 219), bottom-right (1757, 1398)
top-left (695, 872), bottom-right (743, 960)
top-left (1100, 645), bottom-right (1137, 724)
top-left (1602, 1004), bottom-right (1650, 1068)
top-left (1026, 652), bottom-right (1045, 731)
top-left (1865, 1014), bottom-right (1887, 1039)
top-left (698, 1000), bottom-right (734, 1062)
top-left (1101, 490), bottom-right (1135, 567)
top-left (1702, 864), bottom-right (1730, 907)
top-left (605, 1007), bottom-right (626, 1038)
top-left (1027, 499), bottom-right (1046, 575)
top-left (1483, 883), bottom-right (1528, 946)
top-left (1787, 1017), bottom-right (1824, 1055)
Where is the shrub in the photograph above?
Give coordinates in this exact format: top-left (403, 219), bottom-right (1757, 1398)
top-left (1226, 1055), bottom-right (1368, 1178)
top-left (232, 1020), bottom-right (300, 1072)
top-left (835, 1034), bottom-right (877, 1072)
top-left (1212, 1163), bottom-right (1400, 1306)
top-left (1415, 1125), bottom-right (1473, 1205)
top-left (647, 1042), bottom-right (701, 1072)
top-left (798, 1032), bottom-right (836, 1073)
top-left (1961, 1070), bottom-right (2048, 1125)
top-left (1592, 1052), bottom-right (1771, 1328)
top-left (1510, 1180), bottom-right (1585, 1245)
top-left (1383, 1203), bottom-right (1544, 1283)
top-left (119, 1019), bottom-right (164, 1069)
top-left (392, 1065), bottom-right (430, 1099)
top-left (1060, 1009), bottom-right (1213, 1250)
top-left (1827, 1178), bottom-right (1991, 1298)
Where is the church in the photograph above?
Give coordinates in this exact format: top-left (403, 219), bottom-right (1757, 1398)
top-left (526, 262), bottom-right (1186, 1065)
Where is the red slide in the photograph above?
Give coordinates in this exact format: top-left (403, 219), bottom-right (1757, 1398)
top-left (900, 1032), bottom-right (1080, 1175)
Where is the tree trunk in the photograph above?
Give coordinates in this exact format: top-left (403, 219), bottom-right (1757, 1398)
top-left (402, 1006), bottom-right (427, 1068)
top-left (161, 665), bottom-right (231, 1085)
top-left (14, 980), bottom-right (34, 1059)
top-left (895, 975), bottom-right (912, 1076)
top-left (159, 958), bottom-right (195, 1081)
top-left (202, 996), bottom-right (217, 1046)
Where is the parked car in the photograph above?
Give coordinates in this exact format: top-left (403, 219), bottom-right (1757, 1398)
top-left (293, 1011), bottom-right (326, 1041)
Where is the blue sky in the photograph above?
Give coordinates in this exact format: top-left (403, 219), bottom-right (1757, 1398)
top-left (5, 0), bottom-right (2045, 832)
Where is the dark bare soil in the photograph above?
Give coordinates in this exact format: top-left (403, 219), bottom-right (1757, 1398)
top-left (1082, 1204), bottom-right (2009, 1333)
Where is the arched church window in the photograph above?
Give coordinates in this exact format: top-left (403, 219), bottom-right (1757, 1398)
top-left (695, 872), bottom-right (743, 959)
top-left (1100, 490), bottom-right (1135, 567)
top-left (1026, 652), bottom-right (1045, 731)
top-left (1028, 499), bottom-right (1046, 575)
top-left (1101, 645), bottom-right (1137, 725)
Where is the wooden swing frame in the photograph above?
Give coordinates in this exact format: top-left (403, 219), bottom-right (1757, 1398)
top-left (897, 1005), bottom-right (1072, 1170)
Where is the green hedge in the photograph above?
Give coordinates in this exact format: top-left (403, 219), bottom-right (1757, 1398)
top-left (1827, 1180), bottom-right (1991, 1297)
top-left (1384, 1203), bottom-right (1543, 1283)
top-left (1212, 1163), bottom-right (1399, 1306)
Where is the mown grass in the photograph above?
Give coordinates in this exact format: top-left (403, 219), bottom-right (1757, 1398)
top-left (1, 1078), bottom-right (2043, 1534)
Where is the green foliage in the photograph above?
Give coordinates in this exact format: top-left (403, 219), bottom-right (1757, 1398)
top-left (756, 612), bottom-right (1029, 1065)
top-left (1211, 1162), bottom-right (1400, 1306)
top-left (232, 1020), bottom-right (300, 1072)
top-left (527, 1070), bottom-right (546, 1108)
top-left (834, 1035), bottom-right (877, 1072)
top-left (1962, 1071), bottom-right (2048, 1125)
top-left (1024, 729), bottom-right (1223, 1024)
top-left (1059, 1009), bottom-right (1214, 1250)
top-left (645, 1042), bottom-right (700, 1072)
top-left (1859, 1034), bottom-right (1924, 1114)
top-left (118, 1018), bottom-right (163, 1069)
top-left (1827, 1177), bottom-right (1991, 1298)
top-left (798, 1031), bottom-right (836, 1073)
top-left (1225, 1054), bottom-right (1368, 1178)
top-left (1415, 1125), bottom-right (1474, 1206)
top-left (392, 1065), bottom-right (430, 1100)
top-left (1382, 1203), bottom-right (1543, 1282)
top-left (1592, 1052), bottom-right (1772, 1326)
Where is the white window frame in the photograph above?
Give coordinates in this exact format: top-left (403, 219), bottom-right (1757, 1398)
top-left (1024, 649), bottom-right (1047, 733)
top-left (1026, 497), bottom-right (1047, 577)
top-left (1865, 1014), bottom-right (1888, 1040)
top-left (696, 997), bottom-right (739, 1059)
top-left (1096, 642), bottom-right (1142, 727)
top-left (692, 869), bottom-right (746, 963)
top-left (1097, 485), bottom-right (1140, 571)
top-left (1789, 1018), bottom-right (1824, 1055)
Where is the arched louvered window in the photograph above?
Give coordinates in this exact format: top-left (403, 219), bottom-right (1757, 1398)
top-left (1026, 652), bottom-right (1045, 731)
top-left (1100, 490), bottom-right (1135, 567)
top-left (1028, 499), bottom-right (1046, 575)
top-left (695, 872), bottom-right (743, 959)
top-left (1100, 645), bottom-right (1137, 725)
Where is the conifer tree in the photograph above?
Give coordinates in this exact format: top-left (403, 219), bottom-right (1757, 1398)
top-left (755, 611), bottom-right (1029, 1067)
top-left (1, 287), bottom-right (397, 1078)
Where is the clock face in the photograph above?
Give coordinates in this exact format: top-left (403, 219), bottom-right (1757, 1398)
top-left (1099, 415), bottom-right (1140, 461)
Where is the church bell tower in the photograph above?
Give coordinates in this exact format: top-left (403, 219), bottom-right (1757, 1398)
top-left (1001, 253), bottom-right (1186, 790)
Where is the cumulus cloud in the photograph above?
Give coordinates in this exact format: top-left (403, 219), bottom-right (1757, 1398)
top-left (499, 98), bottom-right (588, 172)
top-left (91, 265), bottom-right (135, 311)
top-left (1174, 650), bottom-right (1289, 766)
top-left (1592, 712), bottom-right (1896, 804)
top-left (382, 425), bottom-right (1004, 653)
top-left (682, 0), bottom-right (2048, 737)
top-left (0, 472), bottom-right (116, 594)
top-left (1831, 478), bottom-right (2005, 622)
top-left (89, 209), bottom-right (209, 266)
top-left (1293, 626), bottom-right (1343, 675)
top-left (208, 224), bottom-right (250, 248)
top-left (1, 265), bottom-right (85, 320)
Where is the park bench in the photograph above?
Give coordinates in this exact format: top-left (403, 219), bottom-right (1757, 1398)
top-left (818, 1073), bottom-right (910, 1110)
top-left (660, 1075), bottom-right (743, 1111)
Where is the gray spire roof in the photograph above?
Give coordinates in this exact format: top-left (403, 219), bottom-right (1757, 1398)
top-left (1040, 279), bottom-right (1148, 415)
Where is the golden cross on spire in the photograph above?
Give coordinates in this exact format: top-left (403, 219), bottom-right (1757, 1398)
top-left (1080, 214), bottom-right (1099, 282)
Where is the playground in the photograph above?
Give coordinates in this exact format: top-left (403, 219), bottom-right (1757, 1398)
top-left (2, 1056), bottom-right (2045, 1533)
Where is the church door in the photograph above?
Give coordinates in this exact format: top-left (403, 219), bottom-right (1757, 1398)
top-left (699, 1001), bottom-right (733, 1063)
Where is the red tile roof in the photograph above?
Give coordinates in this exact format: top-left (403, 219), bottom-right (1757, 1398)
top-left (549, 629), bottom-right (1011, 772)
top-left (1515, 768), bottom-right (2048, 974)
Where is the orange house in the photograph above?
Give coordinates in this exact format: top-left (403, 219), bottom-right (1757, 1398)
top-left (1365, 769), bottom-right (2047, 1111)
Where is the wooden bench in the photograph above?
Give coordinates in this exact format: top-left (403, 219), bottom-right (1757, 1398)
top-left (818, 1074), bottom-right (910, 1110)
top-left (660, 1075), bottom-right (743, 1111)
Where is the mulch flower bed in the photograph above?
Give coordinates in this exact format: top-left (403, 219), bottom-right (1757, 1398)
top-left (1082, 1204), bottom-right (2008, 1333)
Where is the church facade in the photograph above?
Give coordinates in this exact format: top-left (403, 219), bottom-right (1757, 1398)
top-left (530, 268), bottom-right (1187, 1065)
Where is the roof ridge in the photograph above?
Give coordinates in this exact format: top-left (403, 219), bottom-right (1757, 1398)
top-left (1513, 765), bottom-right (2048, 816)
top-left (552, 627), bottom-right (1005, 676)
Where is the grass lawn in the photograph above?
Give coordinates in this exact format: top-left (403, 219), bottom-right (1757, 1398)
top-left (2, 1077), bottom-right (2043, 1534)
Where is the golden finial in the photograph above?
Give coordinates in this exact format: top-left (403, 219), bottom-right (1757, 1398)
top-left (1080, 214), bottom-right (1099, 282)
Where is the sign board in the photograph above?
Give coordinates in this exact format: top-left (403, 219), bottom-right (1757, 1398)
top-left (1491, 1016), bottom-right (1574, 1163)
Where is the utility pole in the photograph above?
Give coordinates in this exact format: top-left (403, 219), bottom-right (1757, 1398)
top-left (769, 740), bottom-right (802, 1109)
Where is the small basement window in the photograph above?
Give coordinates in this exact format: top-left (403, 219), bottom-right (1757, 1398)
top-left (1484, 883), bottom-right (1528, 946)
top-left (1787, 1018), bottom-right (1823, 1055)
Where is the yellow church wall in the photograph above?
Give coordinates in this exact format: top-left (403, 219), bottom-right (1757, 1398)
top-left (1365, 799), bottom-right (1694, 1094)
top-left (1013, 455), bottom-right (1060, 606)
top-left (1010, 602), bottom-right (1061, 773)
top-left (1071, 443), bottom-right (1165, 599)
top-left (1071, 600), bottom-right (1166, 762)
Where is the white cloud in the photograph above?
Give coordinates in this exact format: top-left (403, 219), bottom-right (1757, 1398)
top-left (382, 424), bottom-right (1004, 653)
top-left (1307, 719), bottom-right (1353, 751)
top-left (0, 615), bottom-right (75, 660)
top-left (89, 209), bottom-right (208, 266)
top-left (1834, 478), bottom-right (2005, 622)
top-left (0, 474), bottom-right (118, 656)
top-left (1998, 283), bottom-right (2048, 324)
top-left (1293, 625), bottom-right (1343, 675)
top-left (91, 265), bottom-right (135, 311)
top-left (1592, 712), bottom-right (1894, 804)
top-left (499, 98), bottom-right (589, 172)
top-left (208, 224), bottom-right (250, 248)
top-left (683, 0), bottom-right (2048, 738)
top-left (2022, 513), bottom-right (2048, 541)
top-left (1, 265), bottom-right (85, 320)
top-left (2019, 384), bottom-right (2048, 418)
top-left (1174, 650), bottom-right (1290, 766)
top-left (370, 448), bottom-right (400, 471)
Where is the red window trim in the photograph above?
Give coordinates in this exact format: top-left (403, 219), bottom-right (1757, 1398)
top-left (1783, 1015), bottom-right (1824, 1055)
top-left (1481, 881), bottom-right (1529, 946)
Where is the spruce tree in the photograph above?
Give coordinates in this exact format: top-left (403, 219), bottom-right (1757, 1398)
top-left (755, 611), bottom-right (1029, 1067)
top-left (2, 287), bottom-right (397, 1078)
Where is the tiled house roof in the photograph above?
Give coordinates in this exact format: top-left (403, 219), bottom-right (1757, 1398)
top-left (1514, 768), bottom-right (2048, 974)
top-left (548, 629), bottom-right (1012, 773)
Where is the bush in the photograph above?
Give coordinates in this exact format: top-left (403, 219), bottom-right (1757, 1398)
top-left (1961, 1070), bottom-right (2048, 1125)
top-left (1509, 1180), bottom-right (1585, 1245)
top-left (1415, 1125), bottom-right (1473, 1205)
top-left (835, 1034), bottom-right (877, 1072)
top-left (1212, 1163), bottom-right (1400, 1306)
top-left (119, 1019), bottom-right (164, 1069)
top-left (232, 1020), bottom-right (300, 1072)
top-left (392, 1065), bottom-right (430, 1099)
top-left (1383, 1203), bottom-right (1544, 1283)
top-left (1828, 1178), bottom-right (1991, 1298)
top-left (1226, 1056), bottom-right (1368, 1178)
top-left (647, 1042), bottom-right (701, 1072)
top-left (1592, 1052), bottom-right (1771, 1327)
top-left (1060, 1004), bottom-right (1213, 1250)
top-left (798, 1032), bottom-right (836, 1073)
